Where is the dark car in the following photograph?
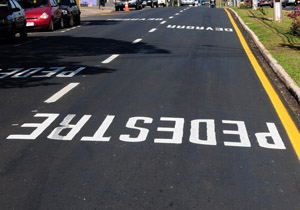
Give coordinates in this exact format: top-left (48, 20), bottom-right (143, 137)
top-left (142, 0), bottom-right (154, 7)
top-left (59, 0), bottom-right (80, 27)
top-left (19, 0), bottom-right (63, 31)
top-left (0, 0), bottom-right (27, 41)
top-left (114, 0), bottom-right (143, 11)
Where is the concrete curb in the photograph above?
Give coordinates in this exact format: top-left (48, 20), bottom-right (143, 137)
top-left (228, 8), bottom-right (300, 104)
top-left (80, 6), bottom-right (115, 15)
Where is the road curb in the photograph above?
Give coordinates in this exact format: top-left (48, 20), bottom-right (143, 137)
top-left (228, 8), bottom-right (300, 104)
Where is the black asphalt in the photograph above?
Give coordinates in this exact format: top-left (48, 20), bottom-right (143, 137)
top-left (1, 6), bottom-right (300, 210)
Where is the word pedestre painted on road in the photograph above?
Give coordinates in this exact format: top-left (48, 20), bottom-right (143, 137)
top-left (166, 25), bottom-right (234, 32)
top-left (7, 113), bottom-right (286, 150)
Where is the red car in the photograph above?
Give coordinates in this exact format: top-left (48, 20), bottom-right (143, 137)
top-left (19, 0), bottom-right (63, 31)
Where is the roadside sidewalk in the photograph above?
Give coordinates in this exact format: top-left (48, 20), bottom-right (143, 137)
top-left (80, 5), bottom-right (115, 16)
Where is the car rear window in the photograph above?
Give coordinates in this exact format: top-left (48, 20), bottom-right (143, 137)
top-left (18, 0), bottom-right (48, 8)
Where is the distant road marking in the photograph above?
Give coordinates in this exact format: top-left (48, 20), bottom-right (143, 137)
top-left (160, 21), bottom-right (167, 24)
top-left (132, 38), bottom-right (142, 44)
top-left (45, 83), bottom-right (79, 104)
top-left (149, 28), bottom-right (157, 33)
top-left (175, 13), bottom-right (180, 15)
top-left (102, 54), bottom-right (119, 64)
top-left (225, 8), bottom-right (300, 161)
top-left (169, 16), bottom-right (174, 19)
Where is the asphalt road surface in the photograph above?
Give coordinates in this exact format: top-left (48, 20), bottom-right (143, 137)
top-left (1, 6), bottom-right (300, 210)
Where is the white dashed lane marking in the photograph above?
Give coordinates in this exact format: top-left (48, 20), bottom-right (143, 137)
top-left (132, 38), bottom-right (142, 44)
top-left (102, 54), bottom-right (120, 64)
top-left (149, 28), bottom-right (157, 33)
top-left (44, 83), bottom-right (79, 104)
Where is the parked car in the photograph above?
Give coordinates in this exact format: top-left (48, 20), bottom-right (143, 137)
top-left (270, 0), bottom-right (288, 7)
top-left (142, 0), bottom-right (154, 7)
top-left (58, 0), bottom-right (80, 27)
top-left (18, 0), bottom-right (63, 31)
top-left (259, 0), bottom-right (271, 6)
top-left (157, 0), bottom-right (167, 6)
top-left (114, 0), bottom-right (143, 11)
top-left (0, 0), bottom-right (27, 41)
top-left (180, 0), bottom-right (195, 6)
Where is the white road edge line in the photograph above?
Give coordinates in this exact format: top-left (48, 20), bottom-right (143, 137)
top-left (149, 28), bottom-right (157, 33)
top-left (44, 83), bottom-right (79, 104)
top-left (132, 38), bottom-right (142, 44)
top-left (102, 54), bottom-right (120, 64)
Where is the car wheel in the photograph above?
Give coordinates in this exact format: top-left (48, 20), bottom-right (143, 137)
top-left (69, 15), bottom-right (74, 27)
top-left (8, 25), bottom-right (16, 42)
top-left (156, 2), bottom-right (158, 7)
top-left (48, 19), bottom-right (54, 31)
top-left (115, 6), bottom-right (119, 11)
top-left (20, 25), bottom-right (27, 41)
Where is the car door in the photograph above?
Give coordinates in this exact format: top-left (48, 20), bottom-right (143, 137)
top-left (12, 0), bottom-right (25, 31)
top-left (50, 0), bottom-right (60, 24)
top-left (8, 0), bottom-right (19, 30)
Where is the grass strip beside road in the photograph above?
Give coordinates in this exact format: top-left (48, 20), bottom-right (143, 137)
top-left (231, 7), bottom-right (300, 87)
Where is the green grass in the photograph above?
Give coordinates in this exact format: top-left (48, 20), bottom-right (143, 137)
top-left (230, 7), bottom-right (300, 86)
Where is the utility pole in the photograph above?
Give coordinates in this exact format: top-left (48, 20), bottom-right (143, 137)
top-left (274, 0), bottom-right (282, 22)
top-left (252, 0), bottom-right (258, 9)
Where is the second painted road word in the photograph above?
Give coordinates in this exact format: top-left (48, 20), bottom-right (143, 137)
top-left (166, 25), bottom-right (234, 32)
top-left (7, 113), bottom-right (286, 150)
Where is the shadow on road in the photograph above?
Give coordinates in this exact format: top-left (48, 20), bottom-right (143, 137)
top-left (0, 36), bottom-right (170, 88)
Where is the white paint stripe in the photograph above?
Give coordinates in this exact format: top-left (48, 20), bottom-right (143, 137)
top-left (149, 28), bottom-right (157, 33)
top-left (160, 21), bottom-right (167, 24)
top-left (169, 16), bottom-right (174, 19)
top-left (102, 54), bottom-right (120, 64)
top-left (132, 38), bottom-right (142, 44)
top-left (45, 83), bottom-right (79, 104)
top-left (175, 13), bottom-right (180, 15)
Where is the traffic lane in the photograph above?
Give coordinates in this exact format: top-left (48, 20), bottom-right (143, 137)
top-left (2, 10), bottom-right (300, 210)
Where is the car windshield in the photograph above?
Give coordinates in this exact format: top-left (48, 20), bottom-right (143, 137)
top-left (19, 0), bottom-right (49, 8)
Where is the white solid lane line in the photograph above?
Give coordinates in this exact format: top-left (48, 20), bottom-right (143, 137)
top-left (102, 54), bottom-right (120, 64)
top-left (132, 38), bottom-right (142, 44)
top-left (45, 83), bottom-right (79, 104)
top-left (149, 28), bottom-right (157, 32)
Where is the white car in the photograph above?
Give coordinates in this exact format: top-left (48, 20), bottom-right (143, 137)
top-left (180, 0), bottom-right (195, 6)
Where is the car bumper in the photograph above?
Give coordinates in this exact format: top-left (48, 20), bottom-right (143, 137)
top-left (26, 18), bottom-right (51, 29)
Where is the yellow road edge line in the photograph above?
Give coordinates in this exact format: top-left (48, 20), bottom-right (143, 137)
top-left (224, 8), bottom-right (300, 161)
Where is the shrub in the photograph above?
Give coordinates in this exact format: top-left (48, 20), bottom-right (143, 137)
top-left (287, 6), bottom-right (300, 36)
